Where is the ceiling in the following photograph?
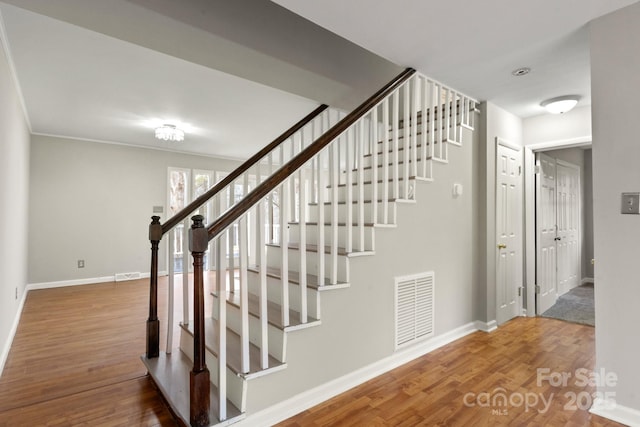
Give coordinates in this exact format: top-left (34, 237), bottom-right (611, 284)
top-left (272, 0), bottom-right (639, 118)
top-left (1, 0), bottom-right (638, 159)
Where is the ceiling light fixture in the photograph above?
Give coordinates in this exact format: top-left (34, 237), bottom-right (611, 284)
top-left (540, 95), bottom-right (581, 114)
top-left (155, 124), bottom-right (185, 142)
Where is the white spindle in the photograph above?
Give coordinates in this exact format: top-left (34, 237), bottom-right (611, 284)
top-left (256, 200), bottom-right (268, 369)
top-left (392, 91), bottom-right (400, 200)
top-left (330, 140), bottom-right (339, 285)
top-left (182, 219), bottom-right (190, 319)
top-left (403, 82), bottom-right (410, 199)
top-left (298, 167), bottom-right (308, 323)
top-left (317, 148), bottom-right (326, 288)
top-left (420, 77), bottom-right (428, 178)
top-left (345, 127), bottom-right (353, 253)
top-left (279, 182), bottom-right (290, 327)
top-left (166, 230), bottom-right (175, 353)
top-left (228, 184), bottom-right (235, 292)
top-left (429, 81), bottom-right (435, 161)
top-left (357, 120), bottom-right (365, 251)
top-left (371, 106), bottom-right (379, 224)
top-left (238, 217), bottom-right (250, 373)
top-left (410, 77), bottom-right (418, 180)
top-left (382, 98), bottom-right (390, 223)
top-left (215, 233), bottom-right (227, 422)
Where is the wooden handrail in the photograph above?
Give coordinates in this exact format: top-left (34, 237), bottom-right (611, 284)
top-left (206, 67), bottom-right (416, 240)
top-left (160, 104), bottom-right (329, 235)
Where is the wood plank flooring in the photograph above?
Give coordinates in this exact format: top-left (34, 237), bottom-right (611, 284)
top-left (0, 276), bottom-right (625, 426)
top-left (278, 318), bottom-right (623, 427)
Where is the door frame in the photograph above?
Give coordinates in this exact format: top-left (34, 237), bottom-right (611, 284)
top-left (495, 137), bottom-right (524, 324)
top-left (523, 141), bottom-right (589, 317)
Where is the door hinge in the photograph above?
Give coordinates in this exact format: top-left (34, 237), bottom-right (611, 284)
top-left (519, 166), bottom-right (522, 176)
top-left (535, 285), bottom-right (541, 294)
top-left (518, 287), bottom-right (523, 297)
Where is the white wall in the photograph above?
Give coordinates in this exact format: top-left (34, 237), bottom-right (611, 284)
top-left (28, 135), bottom-right (240, 285)
top-left (523, 105), bottom-right (592, 148)
top-left (591, 2), bottom-right (640, 420)
top-left (0, 35), bottom-right (30, 373)
top-left (482, 102), bottom-right (523, 322)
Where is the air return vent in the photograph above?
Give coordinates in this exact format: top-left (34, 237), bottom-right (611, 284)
top-left (394, 272), bottom-right (434, 350)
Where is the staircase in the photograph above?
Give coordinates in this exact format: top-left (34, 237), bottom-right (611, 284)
top-left (142, 68), bottom-right (477, 426)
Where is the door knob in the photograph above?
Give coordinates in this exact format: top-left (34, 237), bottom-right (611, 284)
top-left (554, 237), bottom-right (561, 241)
top-left (497, 243), bottom-right (507, 249)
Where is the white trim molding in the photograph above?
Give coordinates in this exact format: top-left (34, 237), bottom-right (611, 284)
top-left (236, 322), bottom-right (482, 426)
top-left (591, 398), bottom-right (640, 427)
top-left (26, 271), bottom-right (167, 291)
top-left (0, 288), bottom-right (28, 376)
top-left (475, 320), bottom-right (498, 332)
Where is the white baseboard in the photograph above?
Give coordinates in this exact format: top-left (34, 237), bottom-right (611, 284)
top-left (475, 319), bottom-right (498, 332)
top-left (26, 271), bottom-right (167, 291)
top-left (591, 398), bottom-right (640, 426)
top-left (582, 277), bottom-right (595, 285)
top-left (236, 321), bottom-right (480, 426)
top-left (0, 288), bottom-right (28, 377)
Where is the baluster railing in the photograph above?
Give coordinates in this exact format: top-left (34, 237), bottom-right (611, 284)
top-left (146, 66), bottom-right (479, 425)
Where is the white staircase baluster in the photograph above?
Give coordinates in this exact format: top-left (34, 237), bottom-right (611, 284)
top-left (429, 81), bottom-right (435, 161)
top-left (371, 106), bottom-right (379, 225)
top-left (166, 230), bottom-right (175, 353)
top-left (317, 148), bottom-right (326, 288)
top-left (420, 76), bottom-right (428, 179)
top-left (280, 182), bottom-right (290, 327)
top-left (410, 76), bottom-right (418, 181)
top-left (298, 167), bottom-right (308, 323)
top-left (182, 219), bottom-right (190, 322)
top-left (268, 152), bottom-right (274, 243)
top-left (228, 184), bottom-right (236, 293)
top-left (403, 83), bottom-right (410, 199)
top-left (357, 119), bottom-right (365, 251)
top-left (345, 127), bottom-right (353, 253)
top-left (330, 140), bottom-right (339, 285)
top-left (215, 232), bottom-right (227, 422)
top-left (238, 216), bottom-right (250, 374)
top-left (382, 98), bottom-right (390, 224)
top-left (256, 200), bottom-right (268, 369)
top-left (392, 91), bottom-right (400, 200)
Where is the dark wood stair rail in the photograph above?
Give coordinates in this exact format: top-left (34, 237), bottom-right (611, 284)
top-left (146, 104), bottom-right (328, 360)
top-left (186, 67), bottom-right (415, 424)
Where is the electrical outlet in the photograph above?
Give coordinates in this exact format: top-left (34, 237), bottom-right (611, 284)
top-left (78, 259), bottom-right (85, 268)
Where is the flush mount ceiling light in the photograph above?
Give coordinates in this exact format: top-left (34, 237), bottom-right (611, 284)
top-left (155, 124), bottom-right (185, 142)
top-left (540, 95), bottom-right (581, 114)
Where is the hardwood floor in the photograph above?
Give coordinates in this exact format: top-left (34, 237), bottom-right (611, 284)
top-left (0, 278), bottom-right (625, 426)
top-left (278, 318), bottom-right (623, 427)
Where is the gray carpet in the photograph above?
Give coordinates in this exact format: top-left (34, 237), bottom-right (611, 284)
top-left (541, 283), bottom-right (595, 326)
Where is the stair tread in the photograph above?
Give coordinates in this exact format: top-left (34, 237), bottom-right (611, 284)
top-left (214, 290), bottom-right (320, 331)
top-left (248, 265), bottom-right (348, 289)
top-left (181, 318), bottom-right (285, 377)
top-left (308, 198), bottom-right (415, 206)
top-left (141, 351), bottom-right (244, 425)
top-left (266, 242), bottom-right (373, 257)
top-left (289, 221), bottom-right (377, 227)
top-left (329, 176), bottom-right (416, 188)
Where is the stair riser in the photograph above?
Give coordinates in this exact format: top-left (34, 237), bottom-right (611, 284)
top-left (333, 180), bottom-right (414, 203)
top-left (247, 272), bottom-right (321, 320)
top-left (179, 330), bottom-right (246, 412)
top-left (352, 159), bottom-right (427, 182)
top-left (309, 201), bottom-right (398, 225)
top-left (288, 223), bottom-right (375, 252)
top-left (266, 245), bottom-right (349, 284)
top-left (211, 296), bottom-right (286, 363)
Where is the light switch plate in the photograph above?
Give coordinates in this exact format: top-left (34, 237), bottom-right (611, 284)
top-left (621, 193), bottom-right (640, 214)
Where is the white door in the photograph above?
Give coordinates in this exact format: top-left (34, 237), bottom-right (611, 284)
top-left (535, 153), bottom-right (558, 314)
top-left (496, 139), bottom-right (523, 325)
top-left (556, 162), bottom-right (580, 296)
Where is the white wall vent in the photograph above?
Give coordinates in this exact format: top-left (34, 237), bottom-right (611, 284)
top-left (115, 272), bottom-right (141, 282)
top-left (394, 271), bottom-right (435, 350)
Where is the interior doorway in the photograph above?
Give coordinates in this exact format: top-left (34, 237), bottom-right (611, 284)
top-left (532, 147), bottom-right (594, 326)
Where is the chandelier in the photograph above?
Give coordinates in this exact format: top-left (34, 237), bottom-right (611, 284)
top-left (155, 124), bottom-right (185, 142)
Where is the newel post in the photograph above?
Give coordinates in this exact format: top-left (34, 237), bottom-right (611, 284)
top-left (189, 215), bottom-right (210, 426)
top-left (147, 215), bottom-right (162, 359)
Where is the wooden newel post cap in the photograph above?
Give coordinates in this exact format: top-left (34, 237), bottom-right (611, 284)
top-left (149, 216), bottom-right (162, 241)
top-left (189, 215), bottom-right (209, 253)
